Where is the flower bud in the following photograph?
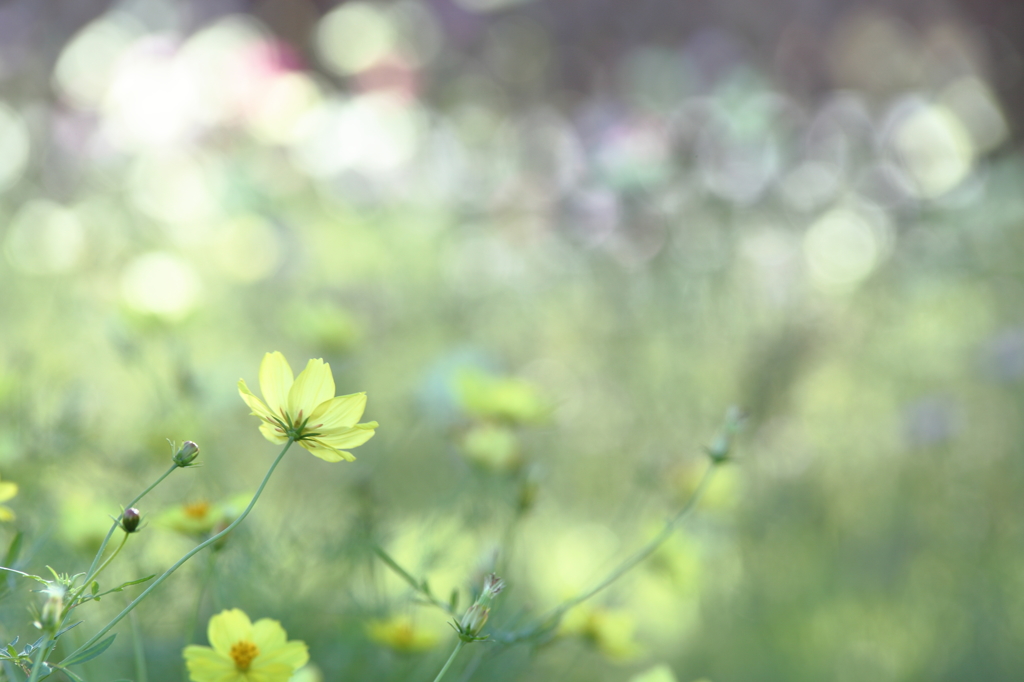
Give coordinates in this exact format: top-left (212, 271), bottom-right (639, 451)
top-left (121, 507), bottom-right (142, 533)
top-left (37, 586), bottom-right (65, 633)
top-left (458, 604), bottom-right (490, 639)
top-left (174, 440), bottom-right (200, 467)
top-left (481, 573), bottom-right (505, 601)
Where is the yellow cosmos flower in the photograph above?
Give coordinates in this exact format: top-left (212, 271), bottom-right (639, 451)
top-left (184, 608), bottom-right (308, 682)
top-left (238, 352), bottom-right (378, 463)
top-left (0, 472), bottom-right (17, 522)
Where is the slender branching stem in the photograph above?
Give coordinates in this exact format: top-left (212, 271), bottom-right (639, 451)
top-left (431, 640), bottom-right (465, 682)
top-left (61, 440), bottom-right (294, 664)
top-left (497, 460), bottom-right (720, 646)
top-left (83, 465), bottom-right (179, 586)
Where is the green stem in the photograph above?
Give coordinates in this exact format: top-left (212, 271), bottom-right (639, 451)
top-left (373, 546), bottom-right (456, 616)
top-left (29, 465), bottom-right (179, 680)
top-left (497, 461), bottom-right (720, 646)
top-left (61, 441), bottom-right (294, 664)
top-left (88, 532), bottom-right (129, 588)
top-left (129, 608), bottom-right (148, 682)
top-left (431, 640), bottom-right (465, 682)
top-left (550, 461), bottom-right (718, 619)
top-left (82, 465), bottom-right (179, 586)
top-left (26, 638), bottom-right (48, 682)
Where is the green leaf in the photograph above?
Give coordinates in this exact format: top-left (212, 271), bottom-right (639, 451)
top-left (90, 581), bottom-right (99, 595)
top-left (62, 634), bottom-right (116, 667)
top-left (449, 588), bottom-right (460, 612)
top-left (55, 621), bottom-right (82, 638)
top-left (116, 575), bottom-right (155, 589)
top-left (3, 531), bottom-right (22, 566)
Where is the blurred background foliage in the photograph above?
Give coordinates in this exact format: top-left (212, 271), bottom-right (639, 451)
top-left (1, 0), bottom-right (1023, 680)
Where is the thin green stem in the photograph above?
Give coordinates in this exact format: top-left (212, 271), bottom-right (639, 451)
top-left (61, 441), bottom-right (294, 664)
top-left (87, 532), bottom-right (129, 588)
top-left (82, 465), bottom-right (178, 586)
top-left (551, 461), bottom-right (718, 619)
top-left (496, 461), bottom-right (720, 646)
top-left (28, 465), bottom-right (180, 680)
top-left (26, 637), bottom-right (48, 682)
top-left (431, 640), bottom-right (465, 682)
top-left (129, 608), bottom-right (147, 682)
top-left (373, 546), bottom-right (456, 616)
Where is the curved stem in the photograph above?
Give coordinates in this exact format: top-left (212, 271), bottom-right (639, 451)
top-left (29, 465), bottom-right (180, 680)
top-left (88, 532), bottom-right (129, 588)
top-left (26, 638), bottom-right (47, 682)
top-left (495, 461), bottom-right (720, 646)
top-left (61, 441), bottom-right (294, 663)
top-left (83, 465), bottom-right (179, 586)
top-left (431, 640), bottom-right (465, 682)
top-left (551, 461), bottom-right (718, 619)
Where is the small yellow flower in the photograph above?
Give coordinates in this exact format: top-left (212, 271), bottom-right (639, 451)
top-left (0, 472), bottom-right (17, 522)
top-left (366, 614), bottom-right (441, 653)
top-left (184, 608), bottom-right (308, 682)
top-left (238, 352), bottom-right (378, 463)
top-left (157, 493), bottom-right (251, 537)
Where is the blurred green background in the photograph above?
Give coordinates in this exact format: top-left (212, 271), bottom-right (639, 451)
top-left (2, 0), bottom-right (1024, 680)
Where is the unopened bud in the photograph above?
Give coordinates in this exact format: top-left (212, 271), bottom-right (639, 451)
top-left (121, 507), bottom-right (142, 533)
top-left (481, 573), bottom-right (505, 601)
top-left (459, 604), bottom-right (490, 639)
top-left (37, 586), bottom-right (65, 633)
top-left (174, 441), bottom-right (200, 467)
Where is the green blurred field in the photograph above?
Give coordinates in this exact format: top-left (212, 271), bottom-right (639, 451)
top-left (1, 2), bottom-right (1023, 681)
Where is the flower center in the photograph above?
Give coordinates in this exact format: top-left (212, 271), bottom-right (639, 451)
top-left (229, 640), bottom-right (260, 670)
top-left (184, 501), bottom-right (211, 519)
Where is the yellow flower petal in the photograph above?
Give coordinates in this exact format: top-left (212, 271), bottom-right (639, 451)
top-left (254, 640), bottom-right (308, 670)
top-left (300, 441), bottom-right (355, 463)
top-left (259, 352), bottom-right (294, 418)
top-left (315, 423), bottom-right (377, 450)
top-left (250, 618), bottom-right (287, 651)
top-left (183, 644), bottom-right (238, 681)
top-left (308, 393), bottom-right (366, 430)
top-left (208, 609), bottom-right (253, 655)
top-left (246, 661), bottom-right (296, 682)
top-left (239, 380), bottom-right (277, 423)
top-left (287, 359), bottom-right (335, 419)
top-left (0, 506), bottom-right (13, 522)
top-left (0, 481), bottom-right (16, 503)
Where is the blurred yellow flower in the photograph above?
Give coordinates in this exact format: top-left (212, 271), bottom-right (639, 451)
top-left (184, 608), bottom-right (308, 682)
top-left (460, 422), bottom-right (522, 472)
top-left (628, 665), bottom-right (679, 682)
top-left (0, 472), bottom-right (17, 522)
top-left (239, 351), bottom-right (378, 462)
top-left (560, 606), bottom-right (642, 661)
top-left (366, 614), bottom-right (440, 653)
top-left (157, 493), bottom-right (252, 537)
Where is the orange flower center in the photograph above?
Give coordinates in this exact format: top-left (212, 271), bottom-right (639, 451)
top-left (229, 640), bottom-right (260, 671)
top-left (184, 501), bottom-right (211, 519)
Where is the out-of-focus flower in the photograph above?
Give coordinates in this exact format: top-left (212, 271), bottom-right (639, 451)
top-left (157, 493), bottom-right (251, 537)
top-left (628, 664), bottom-right (679, 682)
top-left (183, 608), bottom-right (308, 682)
top-left (0, 472), bottom-right (17, 521)
top-left (454, 369), bottom-right (549, 425)
top-left (560, 606), bottom-right (642, 661)
top-left (459, 422), bottom-right (521, 472)
top-left (366, 615), bottom-right (440, 653)
top-left (239, 352), bottom-right (378, 462)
